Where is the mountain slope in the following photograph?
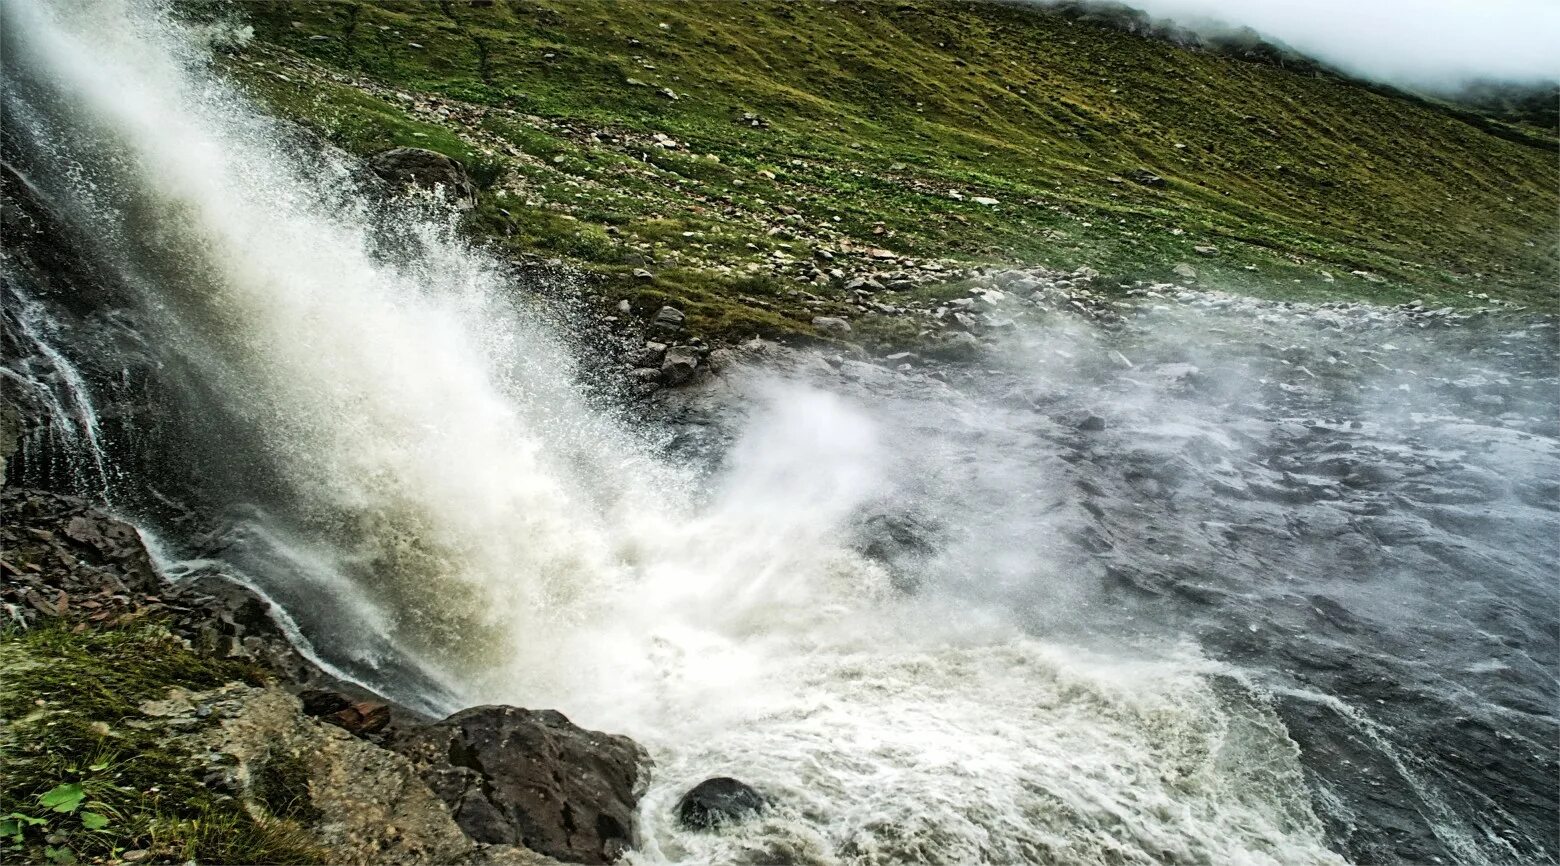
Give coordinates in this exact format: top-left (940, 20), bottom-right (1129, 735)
top-left (212, 0), bottom-right (1555, 320)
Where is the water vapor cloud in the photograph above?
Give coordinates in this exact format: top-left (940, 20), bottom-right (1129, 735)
top-left (1044, 0), bottom-right (1560, 90)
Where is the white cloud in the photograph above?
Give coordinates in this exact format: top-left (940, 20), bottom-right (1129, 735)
top-left (1060, 0), bottom-right (1560, 89)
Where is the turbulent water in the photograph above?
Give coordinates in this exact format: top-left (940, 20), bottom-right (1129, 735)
top-left (3, 2), bottom-right (1555, 865)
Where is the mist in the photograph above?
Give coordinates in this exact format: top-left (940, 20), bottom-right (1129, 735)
top-left (1040, 0), bottom-right (1560, 91)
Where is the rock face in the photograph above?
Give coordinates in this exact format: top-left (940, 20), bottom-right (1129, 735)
top-left (395, 706), bottom-right (650, 865)
top-left (675, 777), bottom-right (765, 830)
top-left (0, 489), bottom-right (164, 625)
top-left (364, 147), bottom-right (478, 210)
top-left (0, 488), bottom-right (428, 715)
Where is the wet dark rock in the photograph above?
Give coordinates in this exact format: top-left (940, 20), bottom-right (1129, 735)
top-left (660, 346), bottom-right (701, 387)
top-left (297, 688), bottom-right (392, 735)
top-left (394, 706), bottom-right (649, 864)
top-left (299, 689), bottom-right (353, 717)
top-left (1076, 414), bottom-right (1107, 432)
top-left (0, 489), bottom-right (431, 732)
top-left (363, 147), bottom-right (477, 210)
top-left (630, 341), bottom-right (668, 368)
top-left (676, 777), bottom-right (765, 830)
top-left (0, 489), bottom-right (164, 626)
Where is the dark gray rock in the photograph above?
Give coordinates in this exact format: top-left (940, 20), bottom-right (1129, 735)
top-left (660, 346), bottom-right (701, 387)
top-left (364, 147), bottom-right (478, 210)
top-left (675, 777), bottom-right (765, 830)
top-left (394, 706), bottom-right (649, 864)
top-left (652, 306), bottom-right (686, 333)
top-left (630, 342), bottom-right (668, 369)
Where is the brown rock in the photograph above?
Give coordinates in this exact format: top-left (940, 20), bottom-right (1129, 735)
top-left (327, 701), bottom-right (392, 736)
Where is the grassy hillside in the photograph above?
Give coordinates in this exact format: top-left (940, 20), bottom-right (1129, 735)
top-left (204, 0), bottom-right (1555, 329)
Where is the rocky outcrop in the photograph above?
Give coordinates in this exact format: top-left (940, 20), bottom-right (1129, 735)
top-left (0, 488), bottom-right (166, 627)
top-left (141, 684), bottom-right (559, 866)
top-left (394, 707), bottom-right (650, 865)
top-left (0, 490), bottom-right (381, 699)
top-left (364, 147), bottom-right (478, 210)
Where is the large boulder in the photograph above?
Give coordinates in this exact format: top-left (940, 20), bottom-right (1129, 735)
top-left (675, 777), bottom-right (765, 831)
top-left (394, 706), bottom-right (649, 864)
top-left (364, 148), bottom-right (478, 210)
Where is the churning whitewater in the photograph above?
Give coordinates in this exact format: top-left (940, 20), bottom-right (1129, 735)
top-left (4, 2), bottom-right (1554, 865)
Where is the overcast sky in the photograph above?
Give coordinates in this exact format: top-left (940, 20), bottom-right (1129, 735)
top-left (1078, 0), bottom-right (1560, 90)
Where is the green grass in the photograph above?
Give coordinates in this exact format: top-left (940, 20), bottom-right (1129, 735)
top-left (0, 625), bottom-right (321, 865)
top-left (190, 0), bottom-right (1554, 328)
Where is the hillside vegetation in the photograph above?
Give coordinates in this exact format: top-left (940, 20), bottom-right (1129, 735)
top-left (207, 0), bottom-right (1554, 328)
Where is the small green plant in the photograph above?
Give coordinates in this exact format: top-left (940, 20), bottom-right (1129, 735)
top-left (1, 781), bottom-right (115, 863)
top-left (1, 625), bottom-right (318, 864)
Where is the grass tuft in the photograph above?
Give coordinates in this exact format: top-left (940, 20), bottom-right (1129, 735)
top-left (0, 625), bottom-right (321, 865)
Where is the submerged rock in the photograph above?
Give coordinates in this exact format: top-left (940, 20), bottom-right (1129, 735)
top-left (675, 777), bottom-right (765, 830)
top-left (364, 147), bottom-right (478, 210)
top-left (395, 706), bottom-right (649, 864)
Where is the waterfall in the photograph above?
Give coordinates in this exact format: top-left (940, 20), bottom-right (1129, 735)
top-left (0, 2), bottom-right (1360, 863)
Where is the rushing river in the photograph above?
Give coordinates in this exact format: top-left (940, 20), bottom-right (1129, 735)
top-left (3, 1), bottom-right (1555, 864)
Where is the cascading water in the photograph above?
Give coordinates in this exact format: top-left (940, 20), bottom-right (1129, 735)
top-left (5, 2), bottom-right (1554, 865)
top-left (2, 283), bottom-right (114, 498)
